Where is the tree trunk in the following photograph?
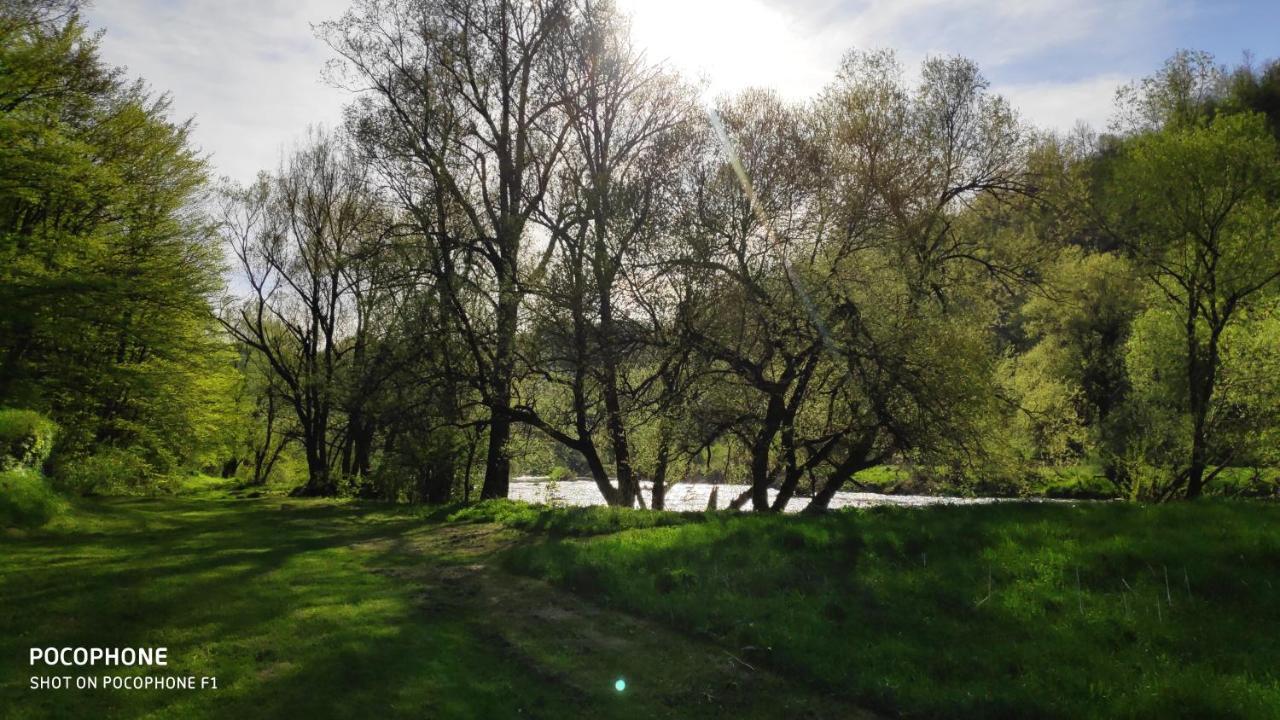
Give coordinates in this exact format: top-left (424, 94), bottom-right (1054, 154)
top-left (804, 468), bottom-right (849, 514)
top-left (300, 439), bottom-right (334, 496)
top-left (353, 421), bottom-right (375, 478)
top-left (480, 414), bottom-right (511, 499)
top-left (480, 257), bottom-right (519, 500)
top-left (602, 374), bottom-right (635, 506)
top-left (651, 439), bottom-right (670, 511)
top-left (770, 422), bottom-right (800, 512)
top-left (1183, 318), bottom-right (1221, 500)
top-left (750, 394), bottom-right (786, 511)
top-left (582, 443), bottom-right (623, 506)
top-left (463, 433), bottom-right (478, 502)
top-left (420, 454), bottom-right (454, 504)
top-left (747, 392), bottom-right (783, 509)
top-left (804, 440), bottom-right (876, 513)
top-left (1185, 422), bottom-right (1208, 499)
top-left (749, 438), bottom-right (771, 511)
top-left (220, 458), bottom-right (241, 479)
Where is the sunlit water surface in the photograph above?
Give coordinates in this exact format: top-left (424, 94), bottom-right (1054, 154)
top-left (508, 478), bottom-right (1056, 512)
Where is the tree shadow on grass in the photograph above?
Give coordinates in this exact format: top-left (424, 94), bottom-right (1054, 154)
top-left (0, 497), bottom-right (580, 719)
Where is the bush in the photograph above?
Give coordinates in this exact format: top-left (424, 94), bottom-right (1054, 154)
top-left (548, 465), bottom-right (574, 483)
top-left (0, 408), bottom-right (58, 471)
top-left (0, 468), bottom-right (67, 528)
top-left (1034, 466), bottom-right (1118, 499)
top-left (1213, 467), bottom-right (1280, 498)
top-left (53, 447), bottom-right (159, 496)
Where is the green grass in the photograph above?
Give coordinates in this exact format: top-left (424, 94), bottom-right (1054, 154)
top-left (8, 490), bottom-right (1278, 719)
top-left (851, 464), bottom-right (1280, 500)
top-left (448, 498), bottom-right (705, 536)
top-left (501, 500), bottom-right (1280, 719)
top-left (1, 497), bottom-right (575, 719)
top-left (0, 494), bottom-right (870, 719)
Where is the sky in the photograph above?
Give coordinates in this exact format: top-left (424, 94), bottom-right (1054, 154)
top-left (85, 0), bottom-right (1280, 185)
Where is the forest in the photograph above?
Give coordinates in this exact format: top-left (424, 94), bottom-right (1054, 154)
top-left (4, 1), bottom-right (1280, 719)
top-left (4, 0), bottom-right (1279, 515)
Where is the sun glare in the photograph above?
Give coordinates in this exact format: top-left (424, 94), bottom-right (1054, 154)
top-left (615, 0), bottom-right (828, 100)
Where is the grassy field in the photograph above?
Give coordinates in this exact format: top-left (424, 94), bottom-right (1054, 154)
top-left (0, 486), bottom-right (867, 720)
top-left (486, 500), bottom-right (1280, 719)
top-left (3, 487), bottom-right (1278, 719)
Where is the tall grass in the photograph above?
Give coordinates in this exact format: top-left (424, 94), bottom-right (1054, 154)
top-left (500, 501), bottom-right (1280, 719)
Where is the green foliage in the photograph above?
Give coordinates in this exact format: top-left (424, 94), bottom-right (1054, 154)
top-left (1101, 113), bottom-right (1280, 496)
top-left (505, 501), bottom-right (1280, 719)
top-left (0, 3), bottom-right (233, 476)
top-left (1031, 466), bottom-right (1117, 499)
top-left (0, 408), bottom-right (57, 470)
top-left (52, 447), bottom-right (160, 496)
top-left (0, 467), bottom-right (66, 528)
top-left (1113, 49), bottom-right (1227, 132)
top-left (1007, 251), bottom-right (1142, 466)
top-left (1214, 467), bottom-right (1280, 497)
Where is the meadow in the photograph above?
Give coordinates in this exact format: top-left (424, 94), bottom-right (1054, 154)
top-left (3, 486), bottom-right (1278, 718)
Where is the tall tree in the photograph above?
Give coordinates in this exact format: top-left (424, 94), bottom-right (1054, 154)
top-left (219, 131), bottom-right (385, 496)
top-left (672, 89), bottom-right (827, 512)
top-left (1100, 112), bottom-right (1280, 498)
top-left (325, 0), bottom-right (572, 499)
top-left (799, 52), bottom-right (1033, 511)
top-left (1, 0), bottom-right (230, 475)
top-left (516, 0), bottom-right (699, 506)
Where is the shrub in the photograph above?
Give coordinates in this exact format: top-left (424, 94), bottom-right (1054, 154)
top-left (1214, 467), bottom-right (1280, 498)
top-left (1035, 466), bottom-right (1119, 499)
top-left (0, 468), bottom-right (67, 528)
top-left (0, 409), bottom-right (58, 471)
top-left (53, 447), bottom-right (159, 496)
top-left (548, 465), bottom-right (574, 483)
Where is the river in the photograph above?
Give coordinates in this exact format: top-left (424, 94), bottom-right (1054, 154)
top-left (508, 477), bottom-right (1041, 512)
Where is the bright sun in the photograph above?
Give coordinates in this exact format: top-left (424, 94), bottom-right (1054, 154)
top-left (614, 0), bottom-right (830, 100)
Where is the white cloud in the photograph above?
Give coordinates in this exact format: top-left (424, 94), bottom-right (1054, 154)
top-left (1000, 74), bottom-right (1127, 133)
top-left (618, 0), bottom-right (1173, 132)
top-left (87, 0), bottom-right (352, 184)
top-left (84, 0), bottom-right (1189, 183)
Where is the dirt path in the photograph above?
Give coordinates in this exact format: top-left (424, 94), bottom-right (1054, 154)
top-left (358, 522), bottom-right (878, 720)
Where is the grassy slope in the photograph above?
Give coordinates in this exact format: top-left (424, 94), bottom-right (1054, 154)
top-left (495, 501), bottom-right (1280, 719)
top-left (0, 490), bottom-right (869, 720)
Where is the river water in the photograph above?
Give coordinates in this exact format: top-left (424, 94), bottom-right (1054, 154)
top-left (508, 477), bottom-right (1030, 512)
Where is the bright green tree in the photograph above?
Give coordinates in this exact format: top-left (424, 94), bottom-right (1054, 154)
top-left (0, 2), bottom-right (231, 480)
top-left (1103, 112), bottom-right (1280, 498)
